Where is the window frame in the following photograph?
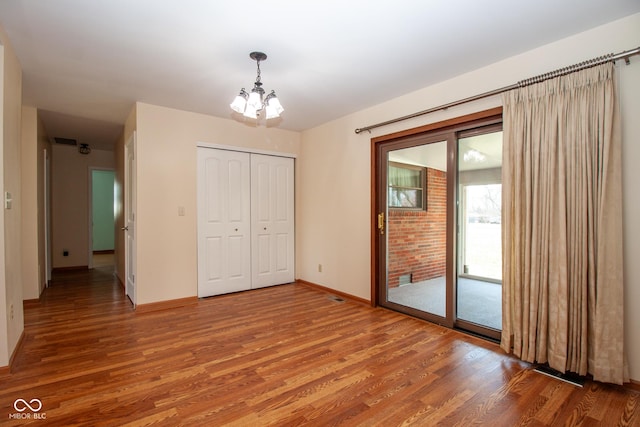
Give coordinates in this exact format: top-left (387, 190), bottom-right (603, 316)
top-left (387, 161), bottom-right (427, 211)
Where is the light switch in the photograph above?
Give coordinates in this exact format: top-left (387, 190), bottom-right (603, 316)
top-left (5, 192), bottom-right (12, 209)
top-left (178, 206), bottom-right (185, 216)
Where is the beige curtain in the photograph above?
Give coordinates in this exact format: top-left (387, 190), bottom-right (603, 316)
top-left (501, 62), bottom-right (627, 384)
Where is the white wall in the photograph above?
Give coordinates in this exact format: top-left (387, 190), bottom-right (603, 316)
top-left (297, 13), bottom-right (640, 381)
top-left (131, 103), bottom-right (301, 306)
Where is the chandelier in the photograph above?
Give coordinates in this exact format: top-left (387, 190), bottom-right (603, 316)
top-left (230, 51), bottom-right (284, 120)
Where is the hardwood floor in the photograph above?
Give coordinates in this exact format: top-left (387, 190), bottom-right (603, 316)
top-left (2, 267), bottom-right (638, 426)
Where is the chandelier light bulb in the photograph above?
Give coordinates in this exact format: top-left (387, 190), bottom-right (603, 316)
top-left (230, 89), bottom-right (248, 113)
top-left (266, 93), bottom-right (283, 114)
top-left (243, 103), bottom-right (258, 119)
top-left (264, 91), bottom-right (284, 119)
top-left (247, 89), bottom-right (263, 110)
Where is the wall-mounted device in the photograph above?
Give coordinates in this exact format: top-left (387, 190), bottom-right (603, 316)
top-left (5, 192), bottom-right (12, 209)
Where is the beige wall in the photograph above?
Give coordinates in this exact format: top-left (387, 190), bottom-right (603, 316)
top-left (129, 102), bottom-right (300, 305)
top-left (297, 13), bottom-right (640, 381)
top-left (51, 144), bottom-right (115, 268)
top-left (619, 31), bottom-right (640, 383)
top-left (0, 28), bottom-right (24, 367)
top-left (20, 106), bottom-right (37, 298)
top-left (20, 106), bottom-right (50, 300)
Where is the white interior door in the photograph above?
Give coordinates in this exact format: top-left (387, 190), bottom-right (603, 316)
top-left (197, 148), bottom-right (251, 297)
top-left (251, 154), bottom-right (295, 288)
top-left (124, 133), bottom-right (137, 306)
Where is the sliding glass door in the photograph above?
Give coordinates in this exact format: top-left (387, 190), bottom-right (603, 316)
top-left (456, 130), bottom-right (503, 337)
top-left (385, 139), bottom-right (450, 323)
top-left (376, 117), bottom-right (502, 339)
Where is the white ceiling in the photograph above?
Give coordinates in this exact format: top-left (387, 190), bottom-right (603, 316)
top-left (1, 1), bottom-right (639, 150)
top-left (389, 131), bottom-right (503, 172)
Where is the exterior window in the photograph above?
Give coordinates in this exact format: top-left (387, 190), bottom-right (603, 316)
top-left (388, 162), bottom-right (426, 210)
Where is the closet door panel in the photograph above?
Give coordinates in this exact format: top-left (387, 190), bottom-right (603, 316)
top-left (227, 159), bottom-right (246, 222)
top-left (275, 233), bottom-right (289, 272)
top-left (197, 148), bottom-right (251, 297)
top-left (275, 165), bottom-right (292, 220)
top-left (251, 154), bottom-right (295, 288)
top-left (204, 236), bottom-right (223, 281)
top-left (256, 234), bottom-right (271, 274)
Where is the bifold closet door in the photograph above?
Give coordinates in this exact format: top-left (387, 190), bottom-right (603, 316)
top-left (197, 148), bottom-right (251, 297)
top-left (251, 154), bottom-right (295, 288)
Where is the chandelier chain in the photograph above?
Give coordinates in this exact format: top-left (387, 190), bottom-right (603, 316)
top-left (255, 59), bottom-right (262, 84)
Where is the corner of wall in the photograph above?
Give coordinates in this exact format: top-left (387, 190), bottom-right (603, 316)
top-left (0, 25), bottom-right (25, 367)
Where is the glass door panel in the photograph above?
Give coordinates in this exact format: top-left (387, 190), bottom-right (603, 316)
top-left (385, 141), bottom-right (448, 321)
top-left (375, 115), bottom-right (502, 340)
top-left (456, 131), bottom-right (503, 332)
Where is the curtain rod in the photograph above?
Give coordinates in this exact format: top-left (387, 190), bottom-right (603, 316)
top-left (354, 45), bottom-right (640, 135)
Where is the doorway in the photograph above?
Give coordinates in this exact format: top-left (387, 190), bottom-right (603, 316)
top-left (373, 110), bottom-right (502, 339)
top-left (89, 168), bottom-right (116, 269)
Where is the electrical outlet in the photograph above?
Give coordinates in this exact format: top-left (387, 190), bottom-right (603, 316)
top-left (63, 250), bottom-right (69, 257)
top-left (318, 264), bottom-right (322, 273)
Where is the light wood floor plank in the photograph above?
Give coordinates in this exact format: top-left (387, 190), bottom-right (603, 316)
top-left (1, 266), bottom-right (638, 426)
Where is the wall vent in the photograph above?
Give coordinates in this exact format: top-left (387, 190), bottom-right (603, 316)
top-left (53, 137), bottom-right (77, 146)
top-left (398, 274), bottom-right (412, 286)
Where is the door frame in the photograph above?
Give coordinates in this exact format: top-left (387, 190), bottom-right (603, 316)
top-left (44, 148), bottom-right (52, 286)
top-left (87, 167), bottom-right (115, 269)
top-left (124, 132), bottom-right (137, 306)
top-left (371, 107), bottom-right (503, 332)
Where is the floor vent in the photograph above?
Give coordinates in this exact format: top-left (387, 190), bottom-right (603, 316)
top-left (328, 295), bottom-right (345, 303)
top-left (533, 364), bottom-right (585, 387)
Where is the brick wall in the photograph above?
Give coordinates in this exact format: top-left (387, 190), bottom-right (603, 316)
top-left (387, 168), bottom-right (446, 288)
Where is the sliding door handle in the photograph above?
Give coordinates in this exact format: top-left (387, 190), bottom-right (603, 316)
top-left (377, 212), bottom-right (385, 235)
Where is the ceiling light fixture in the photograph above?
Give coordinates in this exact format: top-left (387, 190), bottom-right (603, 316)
top-left (230, 51), bottom-right (284, 120)
top-left (78, 143), bottom-right (91, 155)
top-left (463, 149), bottom-right (485, 163)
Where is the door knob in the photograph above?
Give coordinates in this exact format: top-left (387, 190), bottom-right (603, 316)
top-left (122, 226), bottom-right (129, 231)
